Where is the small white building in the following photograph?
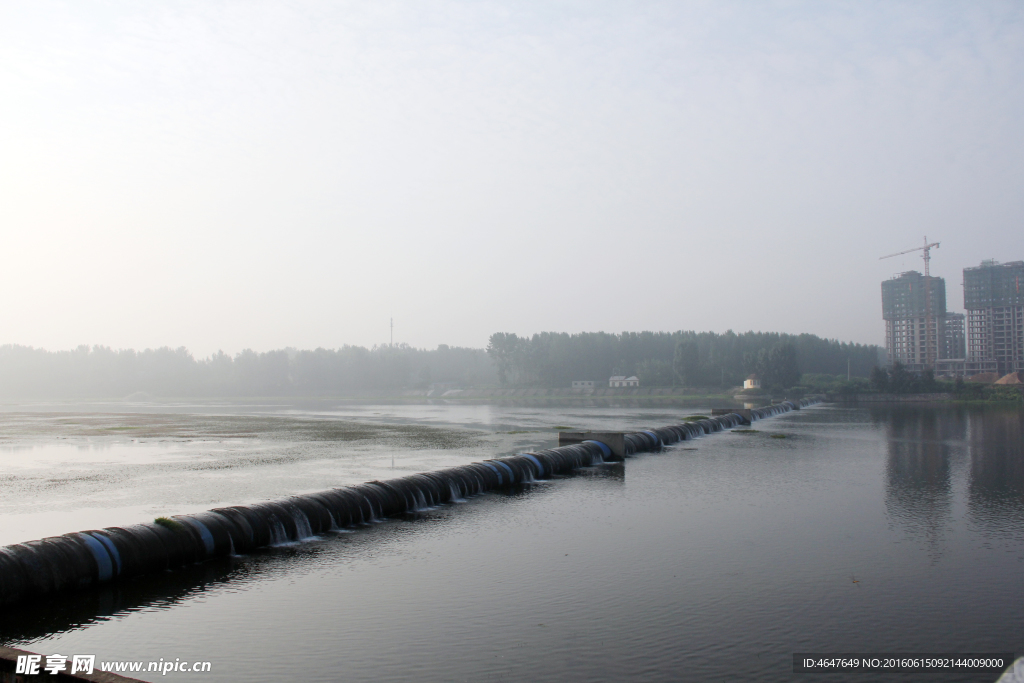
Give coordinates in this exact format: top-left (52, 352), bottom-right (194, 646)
top-left (571, 381), bottom-right (595, 389)
top-left (743, 374), bottom-right (761, 390)
top-left (609, 375), bottom-right (640, 388)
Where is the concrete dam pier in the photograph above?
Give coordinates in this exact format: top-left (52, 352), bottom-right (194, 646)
top-left (0, 399), bottom-right (819, 607)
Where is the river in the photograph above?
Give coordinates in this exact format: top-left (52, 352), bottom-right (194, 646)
top-left (0, 401), bottom-right (1021, 682)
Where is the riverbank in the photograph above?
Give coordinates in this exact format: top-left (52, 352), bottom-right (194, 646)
top-left (826, 388), bottom-right (1023, 404)
top-left (827, 392), bottom-right (955, 402)
top-left (0, 387), bottom-right (744, 409)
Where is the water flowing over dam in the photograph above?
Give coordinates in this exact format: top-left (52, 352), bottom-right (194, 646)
top-left (0, 399), bottom-right (819, 607)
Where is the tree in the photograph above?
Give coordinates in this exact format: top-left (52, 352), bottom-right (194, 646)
top-left (920, 368), bottom-right (938, 393)
top-left (770, 343), bottom-right (801, 388)
top-left (755, 343), bottom-right (800, 389)
top-left (673, 340), bottom-right (700, 386)
top-left (870, 366), bottom-right (889, 392)
top-left (637, 359), bottom-right (674, 386)
top-left (888, 361), bottom-right (913, 393)
top-left (486, 333), bottom-right (520, 386)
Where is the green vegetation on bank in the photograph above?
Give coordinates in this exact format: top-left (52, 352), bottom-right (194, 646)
top-left (948, 380), bottom-right (1023, 403)
top-left (0, 328), bottom-right (883, 399)
top-left (0, 343), bottom-right (496, 399)
top-left (871, 362), bottom-right (1022, 402)
top-left (801, 363), bottom-right (1023, 404)
top-left (799, 373), bottom-right (872, 395)
top-left (487, 330), bottom-right (881, 389)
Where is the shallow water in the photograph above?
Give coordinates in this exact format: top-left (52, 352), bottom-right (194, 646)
top-left (0, 401), bottom-right (710, 545)
top-left (1, 402), bottom-right (1022, 682)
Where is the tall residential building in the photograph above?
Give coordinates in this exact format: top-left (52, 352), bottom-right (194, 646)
top-left (943, 312), bottom-right (965, 360)
top-left (964, 260), bottom-right (1024, 375)
top-left (881, 271), bottom-right (947, 371)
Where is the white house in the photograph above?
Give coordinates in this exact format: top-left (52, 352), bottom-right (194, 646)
top-left (571, 381), bottom-right (595, 389)
top-left (609, 375), bottom-right (640, 388)
top-left (743, 374), bottom-right (761, 390)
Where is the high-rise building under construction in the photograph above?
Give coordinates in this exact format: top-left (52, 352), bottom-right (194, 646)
top-left (881, 271), bottom-right (947, 371)
top-left (964, 260), bottom-right (1024, 375)
top-left (944, 312), bottom-right (966, 360)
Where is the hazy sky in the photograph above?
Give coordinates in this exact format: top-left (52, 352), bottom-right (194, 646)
top-left (2, 1), bottom-right (1022, 357)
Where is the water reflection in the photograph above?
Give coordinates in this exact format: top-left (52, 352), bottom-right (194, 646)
top-left (0, 556), bottom-right (240, 644)
top-left (966, 407), bottom-right (1024, 537)
top-left (879, 406), bottom-right (966, 560)
top-left (880, 405), bottom-right (1024, 559)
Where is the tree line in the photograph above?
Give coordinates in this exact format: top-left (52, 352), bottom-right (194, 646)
top-left (0, 344), bottom-right (496, 399)
top-left (487, 330), bottom-right (883, 390)
top-left (0, 329), bottom-right (883, 398)
top-left (868, 361), bottom-right (1023, 402)
top-left (869, 362), bottom-right (941, 395)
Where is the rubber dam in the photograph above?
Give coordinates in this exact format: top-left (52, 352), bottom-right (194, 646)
top-left (0, 399), bottom-right (819, 607)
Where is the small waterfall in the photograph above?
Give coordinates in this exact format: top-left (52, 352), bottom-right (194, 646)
top-left (448, 480), bottom-right (466, 503)
top-left (292, 509), bottom-right (314, 540)
top-left (521, 454), bottom-right (545, 480)
top-left (267, 514), bottom-right (289, 546)
top-left (363, 496), bottom-right (380, 523)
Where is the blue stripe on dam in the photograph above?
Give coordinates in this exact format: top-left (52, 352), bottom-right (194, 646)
top-left (492, 460), bottom-right (516, 482)
top-left (88, 532), bottom-right (121, 576)
top-left (521, 454), bottom-right (545, 477)
top-left (188, 519), bottom-right (217, 555)
top-left (0, 398), bottom-right (819, 605)
top-left (642, 431), bottom-right (662, 447)
top-left (77, 533), bottom-right (114, 582)
top-left (485, 464), bottom-right (505, 485)
top-left (583, 440), bottom-right (612, 458)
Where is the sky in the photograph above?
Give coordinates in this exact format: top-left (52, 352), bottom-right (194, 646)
top-left (1, 1), bottom-right (1022, 357)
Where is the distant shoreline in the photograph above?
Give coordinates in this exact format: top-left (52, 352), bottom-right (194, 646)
top-left (0, 388), bottom-right (756, 408)
top-left (826, 391), bottom-right (1023, 404)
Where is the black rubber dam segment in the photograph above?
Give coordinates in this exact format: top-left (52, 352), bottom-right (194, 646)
top-left (0, 399), bottom-right (820, 607)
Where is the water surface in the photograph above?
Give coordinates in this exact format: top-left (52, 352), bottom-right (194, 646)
top-left (1, 402), bottom-right (1021, 682)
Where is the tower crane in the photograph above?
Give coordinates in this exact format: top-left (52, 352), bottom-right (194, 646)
top-left (879, 236), bottom-right (940, 276)
top-left (880, 236), bottom-right (942, 368)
